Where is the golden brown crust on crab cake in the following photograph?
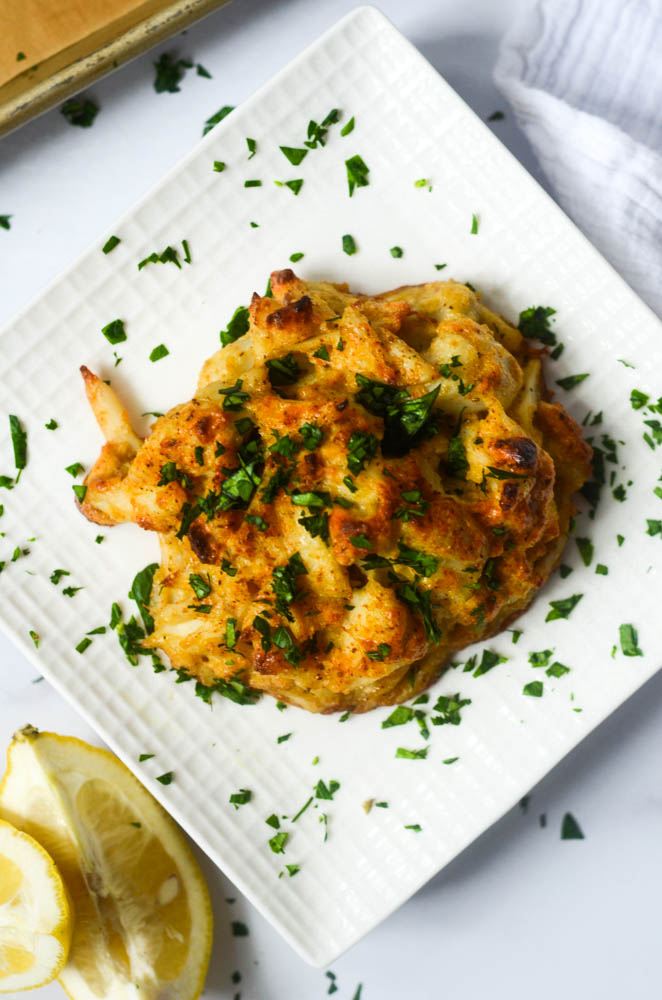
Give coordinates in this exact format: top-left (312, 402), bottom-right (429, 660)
top-left (78, 271), bottom-right (592, 713)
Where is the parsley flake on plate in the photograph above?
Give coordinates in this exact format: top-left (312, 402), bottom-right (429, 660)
top-left (345, 154), bottom-right (370, 196)
top-left (246, 137), bottom-right (257, 159)
top-left (545, 594), bottom-right (583, 621)
top-left (202, 105), bottom-right (234, 135)
top-left (556, 373), bottom-right (590, 391)
top-left (342, 234), bottom-right (357, 255)
top-left (0, 215), bottom-right (11, 230)
top-left (45, 418), bottom-right (58, 430)
top-left (101, 319), bottom-right (127, 345)
top-left (389, 246), bottom-right (403, 258)
top-left (149, 344), bottom-right (169, 362)
top-left (561, 812), bottom-right (584, 839)
top-left (231, 921), bottom-right (248, 937)
top-left (153, 52), bottom-right (190, 93)
top-left (156, 771), bottom-right (173, 785)
top-left (229, 789), bottom-right (251, 809)
top-left (280, 146), bottom-right (308, 165)
top-left (8, 416), bottom-right (26, 482)
top-left (213, 160), bottom-right (226, 172)
top-left (523, 680), bottom-right (543, 697)
top-left (395, 747), bottom-right (428, 760)
top-left (61, 96), bottom-right (99, 127)
top-left (487, 110), bottom-right (505, 121)
top-left (619, 623), bottom-right (643, 657)
top-left (518, 306), bottom-right (557, 345)
top-left (102, 235), bottom-right (120, 254)
top-left (470, 213), bottom-right (479, 234)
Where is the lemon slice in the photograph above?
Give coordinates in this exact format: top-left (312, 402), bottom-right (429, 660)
top-left (0, 726), bottom-right (212, 1000)
top-left (0, 818), bottom-right (72, 993)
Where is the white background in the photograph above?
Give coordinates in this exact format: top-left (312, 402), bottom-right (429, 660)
top-left (2, 1), bottom-right (662, 998)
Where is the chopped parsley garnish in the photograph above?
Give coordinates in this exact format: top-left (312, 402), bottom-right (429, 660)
top-left (271, 552), bottom-right (307, 619)
top-left (244, 179), bottom-right (262, 188)
top-left (213, 160), bottom-right (226, 172)
top-left (300, 422), bottom-right (323, 450)
top-left (196, 64), bottom-right (212, 78)
top-left (556, 373), bottom-right (589, 391)
top-left (561, 813), bottom-right (584, 839)
top-left (102, 235), bottom-right (120, 254)
top-left (156, 772), bottom-right (173, 785)
top-left (231, 921), bottom-right (249, 937)
top-left (367, 642), bottom-right (391, 661)
top-left (182, 239), bottom-right (191, 264)
top-left (280, 146), bottom-right (308, 165)
top-left (354, 374), bottom-right (440, 457)
top-left (523, 680), bottom-right (543, 697)
top-left (289, 252), bottom-right (305, 262)
top-left (0, 215), bottom-right (11, 230)
top-left (101, 319), bottom-right (127, 345)
top-left (266, 353), bottom-right (299, 386)
top-left (229, 789), bottom-right (251, 809)
top-left (75, 637), bottom-right (92, 654)
top-left (395, 747), bottom-right (428, 760)
top-left (313, 345), bottom-right (330, 361)
top-left (314, 779), bottom-right (340, 800)
top-left (266, 814), bottom-right (280, 829)
top-left (128, 562), bottom-right (158, 633)
top-left (443, 757), bottom-right (459, 765)
top-left (394, 579), bottom-right (441, 642)
top-left (245, 513), bottom-right (268, 531)
top-left (8, 416), bottom-right (26, 481)
top-left (189, 573), bottom-right (211, 599)
top-left (390, 246), bottom-right (403, 258)
top-left (431, 693), bottom-right (471, 725)
top-left (472, 649), bottom-right (507, 677)
top-left (529, 649), bottom-right (553, 668)
top-left (339, 116), bottom-right (355, 136)
top-left (29, 630), bottom-right (39, 648)
top-left (246, 137), bottom-right (257, 159)
top-left (547, 662), bottom-right (570, 677)
top-left (345, 154), bottom-right (370, 196)
top-left (277, 733), bottom-right (291, 743)
top-left (291, 796), bottom-right (313, 822)
top-left (382, 706), bottom-right (414, 728)
top-left (518, 306), bottom-right (557, 345)
top-left (224, 618), bottom-right (237, 650)
top-left (630, 389), bottom-right (649, 410)
top-left (349, 533), bottom-right (372, 549)
top-left (63, 586), bottom-right (83, 598)
top-left (394, 489), bottom-right (429, 521)
top-left (595, 563), bottom-right (608, 575)
top-left (45, 419), bottom-right (58, 430)
top-left (486, 466), bottom-right (529, 481)
top-left (488, 110), bottom-right (505, 121)
top-left (219, 378), bottom-right (250, 409)
top-left (153, 53), bottom-right (190, 93)
top-left (347, 430), bottom-right (378, 474)
top-left (284, 864), bottom-right (300, 877)
top-left (72, 484), bottom-right (87, 502)
top-left (470, 213), bottom-right (479, 234)
top-left (202, 105), bottom-right (234, 136)
top-left (302, 108), bottom-right (340, 149)
top-left (405, 824), bottom-right (422, 832)
top-left (575, 537), bottom-right (593, 566)
top-left (269, 831), bottom-right (288, 854)
top-left (619, 623), bottom-right (643, 657)
top-left (158, 462), bottom-right (192, 489)
top-left (220, 304), bottom-right (250, 347)
top-left (61, 96), bottom-right (99, 127)
top-left (299, 511), bottom-right (330, 544)
top-left (647, 519), bottom-right (662, 536)
top-left (545, 594), bottom-right (583, 621)
top-left (447, 435), bottom-right (469, 478)
top-left (149, 344), bottom-right (169, 362)
top-left (342, 234), bottom-right (357, 255)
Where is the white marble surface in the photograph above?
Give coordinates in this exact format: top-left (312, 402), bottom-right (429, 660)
top-left (1, 1), bottom-right (661, 997)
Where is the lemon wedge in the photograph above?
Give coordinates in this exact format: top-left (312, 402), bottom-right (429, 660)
top-left (0, 726), bottom-right (212, 1000)
top-left (0, 817), bottom-right (72, 993)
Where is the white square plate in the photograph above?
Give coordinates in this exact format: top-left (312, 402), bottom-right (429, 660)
top-left (1, 5), bottom-right (661, 967)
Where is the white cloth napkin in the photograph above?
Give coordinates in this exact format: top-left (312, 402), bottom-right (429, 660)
top-left (495, 0), bottom-right (662, 318)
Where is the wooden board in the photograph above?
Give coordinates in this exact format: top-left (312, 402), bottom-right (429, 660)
top-left (0, 0), bottom-right (229, 137)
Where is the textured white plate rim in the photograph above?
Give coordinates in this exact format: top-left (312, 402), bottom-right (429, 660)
top-left (1, 3), bottom-right (661, 969)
